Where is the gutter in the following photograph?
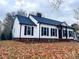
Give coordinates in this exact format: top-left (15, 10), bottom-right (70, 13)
top-left (39, 23), bottom-right (40, 40)
top-left (20, 24), bottom-right (22, 39)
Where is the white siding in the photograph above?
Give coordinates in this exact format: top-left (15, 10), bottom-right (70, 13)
top-left (20, 24), bottom-right (39, 38)
top-left (29, 16), bottom-right (59, 39)
top-left (40, 24), bottom-right (59, 39)
top-left (12, 16), bottom-right (40, 39)
top-left (12, 16), bottom-right (75, 40)
top-left (12, 18), bottom-right (20, 38)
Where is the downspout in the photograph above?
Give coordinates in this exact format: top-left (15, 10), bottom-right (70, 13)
top-left (20, 24), bottom-right (22, 40)
top-left (73, 28), bottom-right (76, 40)
top-left (39, 23), bottom-right (40, 41)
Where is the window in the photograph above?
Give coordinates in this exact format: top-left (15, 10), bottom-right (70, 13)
top-left (51, 28), bottom-right (57, 36)
top-left (41, 27), bottom-right (49, 36)
top-left (28, 26), bottom-right (31, 35)
top-left (41, 27), bottom-right (43, 36)
top-left (47, 28), bottom-right (49, 36)
top-left (63, 30), bottom-right (67, 37)
top-left (69, 31), bottom-right (73, 37)
top-left (24, 26), bottom-right (34, 36)
top-left (44, 28), bottom-right (46, 35)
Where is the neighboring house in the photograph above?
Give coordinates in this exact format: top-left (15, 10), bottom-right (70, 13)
top-left (71, 23), bottom-right (79, 31)
top-left (71, 23), bottom-right (79, 40)
top-left (76, 31), bottom-right (79, 40)
top-left (12, 13), bottom-right (75, 40)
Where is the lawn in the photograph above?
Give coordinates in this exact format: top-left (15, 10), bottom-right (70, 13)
top-left (0, 40), bottom-right (79, 59)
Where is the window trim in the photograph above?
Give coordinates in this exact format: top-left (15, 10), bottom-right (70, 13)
top-left (69, 31), bottom-right (73, 37)
top-left (51, 28), bottom-right (57, 37)
top-left (27, 26), bottom-right (31, 35)
top-left (24, 26), bottom-right (34, 36)
top-left (41, 27), bottom-right (49, 36)
top-left (63, 30), bottom-right (67, 37)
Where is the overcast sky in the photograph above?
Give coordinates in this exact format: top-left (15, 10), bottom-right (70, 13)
top-left (0, 0), bottom-right (79, 25)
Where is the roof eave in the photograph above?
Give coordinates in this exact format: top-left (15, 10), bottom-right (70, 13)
top-left (20, 23), bottom-right (37, 26)
top-left (38, 22), bottom-right (60, 26)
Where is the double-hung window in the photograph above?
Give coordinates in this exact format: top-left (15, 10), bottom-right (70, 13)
top-left (69, 31), bottom-right (73, 37)
top-left (28, 26), bottom-right (31, 35)
top-left (51, 28), bottom-right (57, 36)
top-left (24, 26), bottom-right (34, 36)
top-left (63, 30), bottom-right (67, 37)
top-left (41, 27), bottom-right (49, 36)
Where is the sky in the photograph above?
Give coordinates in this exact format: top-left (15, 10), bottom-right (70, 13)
top-left (0, 0), bottom-right (79, 25)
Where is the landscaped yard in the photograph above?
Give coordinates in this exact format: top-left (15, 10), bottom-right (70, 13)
top-left (0, 40), bottom-right (79, 59)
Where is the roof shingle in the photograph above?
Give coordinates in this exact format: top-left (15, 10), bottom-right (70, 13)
top-left (32, 15), bottom-right (62, 26)
top-left (16, 15), bottom-right (36, 26)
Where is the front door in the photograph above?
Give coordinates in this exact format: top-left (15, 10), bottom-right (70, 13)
top-left (59, 29), bottom-right (62, 39)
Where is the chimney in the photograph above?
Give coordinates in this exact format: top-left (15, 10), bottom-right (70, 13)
top-left (37, 13), bottom-right (42, 17)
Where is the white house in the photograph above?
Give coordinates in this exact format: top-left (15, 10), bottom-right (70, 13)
top-left (12, 13), bottom-right (75, 41)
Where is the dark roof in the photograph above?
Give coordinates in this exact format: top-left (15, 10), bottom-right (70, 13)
top-left (32, 15), bottom-right (62, 26)
top-left (16, 15), bottom-right (36, 26)
top-left (62, 26), bottom-right (74, 29)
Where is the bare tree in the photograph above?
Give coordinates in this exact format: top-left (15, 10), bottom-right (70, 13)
top-left (48, 0), bottom-right (64, 9)
top-left (71, 23), bottom-right (79, 31)
top-left (74, 8), bottom-right (79, 25)
top-left (0, 21), bottom-right (2, 39)
top-left (73, 8), bottom-right (79, 32)
top-left (2, 10), bottom-right (27, 40)
top-left (2, 12), bottom-right (15, 40)
top-left (16, 10), bottom-right (27, 16)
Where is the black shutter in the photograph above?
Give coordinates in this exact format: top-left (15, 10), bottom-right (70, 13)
top-left (32, 27), bottom-right (34, 36)
top-left (51, 28), bottom-right (52, 36)
top-left (24, 26), bottom-right (27, 35)
top-left (47, 28), bottom-right (49, 36)
top-left (55, 29), bottom-right (57, 36)
top-left (41, 27), bottom-right (43, 36)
